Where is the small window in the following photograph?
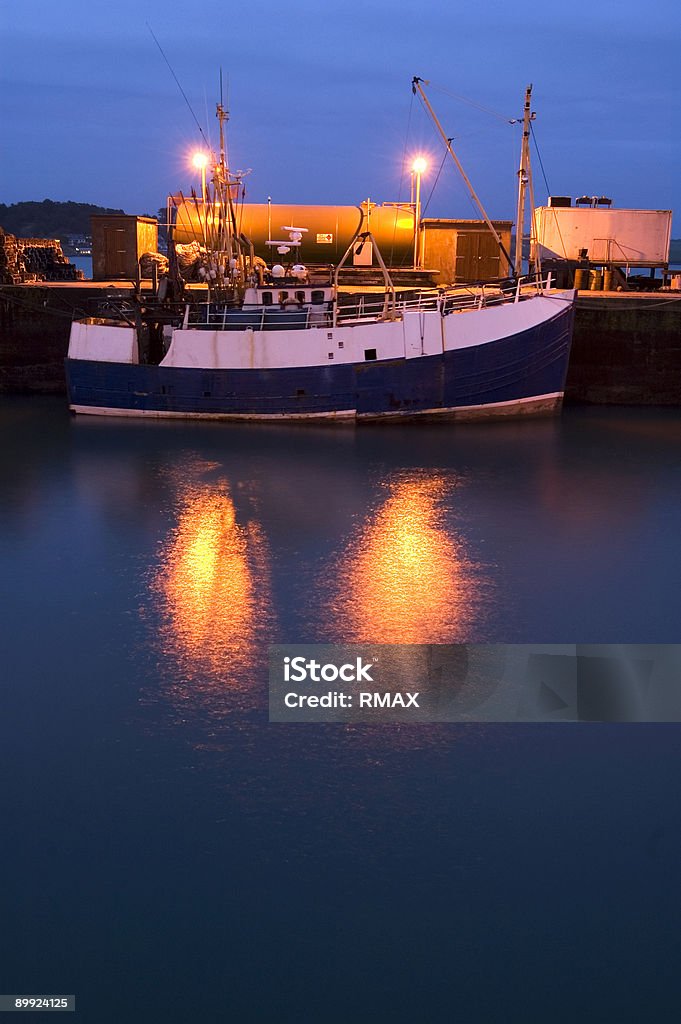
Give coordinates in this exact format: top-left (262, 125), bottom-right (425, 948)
top-left (338, 341), bottom-right (344, 349)
top-left (311, 290), bottom-right (325, 304)
top-left (328, 352), bottom-right (334, 360)
top-left (203, 391), bottom-right (211, 398)
top-left (364, 348), bottom-right (377, 361)
top-left (278, 291), bottom-right (289, 303)
top-left (261, 291), bottom-right (273, 306)
top-left (295, 291), bottom-right (306, 303)
top-left (327, 332), bottom-right (333, 340)
top-left (296, 388), bottom-right (306, 397)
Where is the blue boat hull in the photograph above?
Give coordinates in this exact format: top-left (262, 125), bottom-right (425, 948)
top-left (65, 304), bottom-right (574, 421)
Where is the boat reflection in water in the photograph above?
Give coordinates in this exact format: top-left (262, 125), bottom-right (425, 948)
top-left (322, 472), bottom-right (490, 644)
top-left (154, 483), bottom-right (273, 711)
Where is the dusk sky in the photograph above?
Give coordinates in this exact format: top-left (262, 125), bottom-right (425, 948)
top-left (2, 0), bottom-right (679, 225)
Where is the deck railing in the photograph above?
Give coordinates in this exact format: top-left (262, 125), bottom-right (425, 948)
top-left (335, 275), bottom-right (554, 323)
top-left (173, 276), bottom-right (556, 331)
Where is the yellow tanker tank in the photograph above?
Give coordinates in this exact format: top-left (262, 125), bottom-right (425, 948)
top-left (172, 201), bottom-right (417, 265)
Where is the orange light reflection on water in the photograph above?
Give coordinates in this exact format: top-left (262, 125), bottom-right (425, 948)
top-left (327, 475), bottom-right (486, 643)
top-left (155, 488), bottom-right (271, 690)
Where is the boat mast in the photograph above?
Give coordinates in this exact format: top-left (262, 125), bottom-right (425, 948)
top-left (213, 69), bottom-right (239, 253)
top-left (412, 77), bottom-right (515, 278)
top-left (215, 98), bottom-right (232, 253)
top-left (217, 102), bottom-right (228, 188)
top-left (514, 84), bottom-right (534, 278)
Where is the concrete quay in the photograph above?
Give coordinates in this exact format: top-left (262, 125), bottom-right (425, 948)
top-left (567, 291), bottom-right (681, 405)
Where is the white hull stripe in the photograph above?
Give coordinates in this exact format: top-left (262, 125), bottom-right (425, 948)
top-left (70, 392), bottom-right (563, 422)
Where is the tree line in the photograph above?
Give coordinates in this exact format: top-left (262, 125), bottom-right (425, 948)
top-left (0, 200), bottom-right (127, 241)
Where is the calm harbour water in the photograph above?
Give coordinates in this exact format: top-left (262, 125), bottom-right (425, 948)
top-left (2, 398), bottom-right (681, 1022)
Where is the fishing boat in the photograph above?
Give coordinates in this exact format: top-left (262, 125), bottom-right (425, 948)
top-left (65, 80), bottom-right (575, 423)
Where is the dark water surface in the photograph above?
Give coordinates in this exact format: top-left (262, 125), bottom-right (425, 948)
top-left (2, 398), bottom-right (681, 1022)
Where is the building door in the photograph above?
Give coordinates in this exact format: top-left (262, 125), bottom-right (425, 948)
top-left (455, 232), bottom-right (502, 282)
top-left (104, 227), bottom-right (128, 277)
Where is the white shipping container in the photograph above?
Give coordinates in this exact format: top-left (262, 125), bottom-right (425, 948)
top-left (533, 207), bottom-right (672, 266)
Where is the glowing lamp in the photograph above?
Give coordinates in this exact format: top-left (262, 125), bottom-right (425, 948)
top-left (191, 152), bottom-right (210, 244)
top-left (411, 158), bottom-right (427, 269)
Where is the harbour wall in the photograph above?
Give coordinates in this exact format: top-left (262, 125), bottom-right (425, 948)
top-left (0, 284), bottom-right (105, 393)
top-left (1, 283), bottom-right (680, 404)
top-left (567, 293), bottom-right (681, 405)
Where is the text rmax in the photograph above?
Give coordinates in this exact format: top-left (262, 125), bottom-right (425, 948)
top-left (284, 691), bottom-right (420, 708)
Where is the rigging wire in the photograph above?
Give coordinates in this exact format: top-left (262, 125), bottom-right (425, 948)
top-left (530, 122), bottom-right (551, 195)
top-left (530, 122), bottom-right (569, 260)
top-left (427, 81), bottom-right (519, 125)
top-left (420, 148), bottom-right (449, 218)
top-left (146, 23), bottom-right (210, 148)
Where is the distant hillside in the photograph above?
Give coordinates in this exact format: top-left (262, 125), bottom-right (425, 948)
top-left (0, 200), bottom-right (126, 241)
